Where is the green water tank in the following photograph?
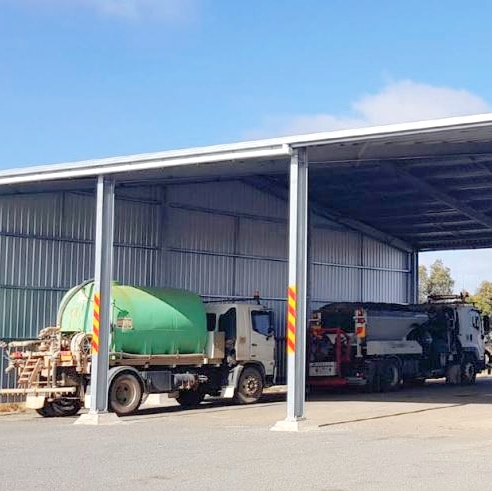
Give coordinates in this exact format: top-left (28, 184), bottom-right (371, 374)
top-left (57, 281), bottom-right (208, 355)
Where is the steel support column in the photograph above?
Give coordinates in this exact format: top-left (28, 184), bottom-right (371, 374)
top-left (286, 148), bottom-right (309, 421)
top-left (412, 251), bottom-right (419, 304)
top-left (89, 176), bottom-right (115, 414)
top-left (406, 251), bottom-right (419, 304)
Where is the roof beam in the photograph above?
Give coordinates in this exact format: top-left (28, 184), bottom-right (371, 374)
top-left (419, 239), bottom-right (492, 251)
top-left (244, 176), bottom-right (414, 253)
top-left (381, 219), bottom-right (475, 232)
top-left (400, 228), bottom-right (488, 239)
top-left (380, 162), bottom-right (492, 230)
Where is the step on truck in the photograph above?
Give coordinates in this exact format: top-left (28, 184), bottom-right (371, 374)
top-left (0, 281), bottom-right (276, 417)
top-left (308, 295), bottom-right (490, 392)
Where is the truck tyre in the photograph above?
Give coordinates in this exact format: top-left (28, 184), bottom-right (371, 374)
top-left (36, 402), bottom-right (56, 418)
top-left (236, 366), bottom-right (264, 404)
top-left (380, 360), bottom-right (400, 392)
top-left (176, 390), bottom-right (205, 408)
top-left (460, 358), bottom-right (477, 385)
top-left (403, 378), bottom-right (426, 387)
top-left (50, 398), bottom-right (81, 417)
top-left (109, 371), bottom-right (143, 416)
top-left (363, 362), bottom-right (378, 393)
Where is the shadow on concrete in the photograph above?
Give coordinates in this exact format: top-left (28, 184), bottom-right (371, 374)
top-left (307, 376), bottom-right (492, 406)
top-left (128, 376), bottom-right (492, 422)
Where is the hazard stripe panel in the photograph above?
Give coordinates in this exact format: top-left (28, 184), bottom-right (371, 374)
top-left (92, 292), bottom-right (101, 354)
top-left (287, 285), bottom-right (296, 354)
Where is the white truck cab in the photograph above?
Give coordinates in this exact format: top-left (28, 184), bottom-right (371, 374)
top-left (456, 304), bottom-right (486, 366)
top-left (204, 303), bottom-right (276, 380)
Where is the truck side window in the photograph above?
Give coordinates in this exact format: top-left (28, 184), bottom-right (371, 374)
top-left (252, 311), bottom-right (273, 337)
top-left (472, 312), bottom-right (481, 330)
top-left (218, 308), bottom-right (236, 340)
top-left (206, 313), bottom-right (216, 332)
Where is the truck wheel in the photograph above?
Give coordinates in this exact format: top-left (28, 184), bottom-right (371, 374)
top-left (176, 390), bottom-right (205, 408)
top-left (109, 372), bottom-right (143, 416)
top-left (363, 362), bottom-right (378, 392)
top-left (460, 359), bottom-right (477, 385)
top-left (380, 360), bottom-right (400, 392)
top-left (236, 367), bottom-right (264, 404)
top-left (51, 398), bottom-right (81, 417)
top-left (36, 402), bottom-right (56, 418)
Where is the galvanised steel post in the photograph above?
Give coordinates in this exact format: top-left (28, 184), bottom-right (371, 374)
top-left (90, 176), bottom-right (115, 414)
top-left (286, 148), bottom-right (308, 421)
top-left (412, 251), bottom-right (419, 304)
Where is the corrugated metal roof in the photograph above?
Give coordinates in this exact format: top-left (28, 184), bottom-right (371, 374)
top-left (1, 113), bottom-right (492, 252)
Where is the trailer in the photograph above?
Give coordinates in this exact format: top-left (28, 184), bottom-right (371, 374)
top-left (0, 281), bottom-right (276, 417)
top-left (308, 297), bottom-right (489, 392)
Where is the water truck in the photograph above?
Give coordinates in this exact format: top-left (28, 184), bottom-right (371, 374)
top-left (0, 281), bottom-right (275, 417)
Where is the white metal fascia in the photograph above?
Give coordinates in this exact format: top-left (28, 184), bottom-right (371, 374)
top-left (286, 113), bottom-right (492, 148)
top-left (2, 112), bottom-right (492, 186)
top-left (0, 143), bottom-right (291, 186)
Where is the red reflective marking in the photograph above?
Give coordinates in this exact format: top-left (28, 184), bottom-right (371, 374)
top-left (288, 288), bottom-right (296, 302)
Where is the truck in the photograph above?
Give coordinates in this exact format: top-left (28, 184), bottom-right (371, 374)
top-left (0, 280), bottom-right (276, 417)
top-left (308, 295), bottom-right (490, 392)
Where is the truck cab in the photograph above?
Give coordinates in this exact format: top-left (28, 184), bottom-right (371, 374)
top-left (455, 304), bottom-right (486, 370)
top-left (204, 303), bottom-right (276, 383)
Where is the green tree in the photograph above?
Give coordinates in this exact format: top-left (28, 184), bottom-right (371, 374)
top-left (418, 259), bottom-right (455, 302)
top-left (418, 265), bottom-right (429, 303)
top-left (470, 281), bottom-right (492, 317)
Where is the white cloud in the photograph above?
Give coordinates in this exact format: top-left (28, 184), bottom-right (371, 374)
top-left (247, 80), bottom-right (491, 138)
top-left (247, 81), bottom-right (492, 290)
top-left (6, 0), bottom-right (197, 21)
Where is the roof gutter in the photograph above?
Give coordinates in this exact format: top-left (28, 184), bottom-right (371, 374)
top-left (0, 143), bottom-right (291, 186)
top-left (2, 112), bottom-right (492, 186)
top-left (289, 113), bottom-right (492, 148)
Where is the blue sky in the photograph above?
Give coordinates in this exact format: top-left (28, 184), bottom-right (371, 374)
top-left (0, 0), bottom-right (491, 291)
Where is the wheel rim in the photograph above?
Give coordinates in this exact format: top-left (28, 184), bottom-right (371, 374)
top-left (463, 362), bottom-right (475, 381)
top-left (110, 375), bottom-right (140, 413)
top-left (388, 366), bottom-right (399, 387)
top-left (115, 382), bottom-right (135, 406)
top-left (241, 374), bottom-right (261, 398)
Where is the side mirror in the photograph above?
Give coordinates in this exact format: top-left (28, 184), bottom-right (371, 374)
top-left (484, 316), bottom-right (490, 335)
top-left (266, 327), bottom-right (275, 340)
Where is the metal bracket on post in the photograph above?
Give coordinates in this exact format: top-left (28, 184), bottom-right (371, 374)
top-left (271, 148), bottom-right (313, 432)
top-left (75, 176), bottom-right (120, 426)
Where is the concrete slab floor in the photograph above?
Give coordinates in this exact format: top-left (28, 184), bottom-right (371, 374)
top-left (2, 377), bottom-right (492, 490)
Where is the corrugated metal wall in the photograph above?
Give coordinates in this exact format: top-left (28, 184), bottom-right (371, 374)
top-left (0, 179), bottom-right (412, 392)
top-left (162, 181), bottom-right (411, 381)
top-left (0, 188), bottom-right (162, 396)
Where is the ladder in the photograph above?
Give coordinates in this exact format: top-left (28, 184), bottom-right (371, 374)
top-left (17, 355), bottom-right (44, 387)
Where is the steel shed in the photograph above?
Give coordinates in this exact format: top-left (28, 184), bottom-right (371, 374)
top-left (1, 113), bottom-right (492, 423)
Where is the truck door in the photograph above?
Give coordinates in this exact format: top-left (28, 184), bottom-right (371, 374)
top-left (472, 309), bottom-right (486, 360)
top-left (460, 308), bottom-right (486, 361)
top-left (250, 310), bottom-right (275, 376)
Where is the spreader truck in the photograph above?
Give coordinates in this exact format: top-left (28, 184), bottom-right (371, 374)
top-left (0, 281), bottom-right (275, 417)
top-left (308, 296), bottom-right (489, 391)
